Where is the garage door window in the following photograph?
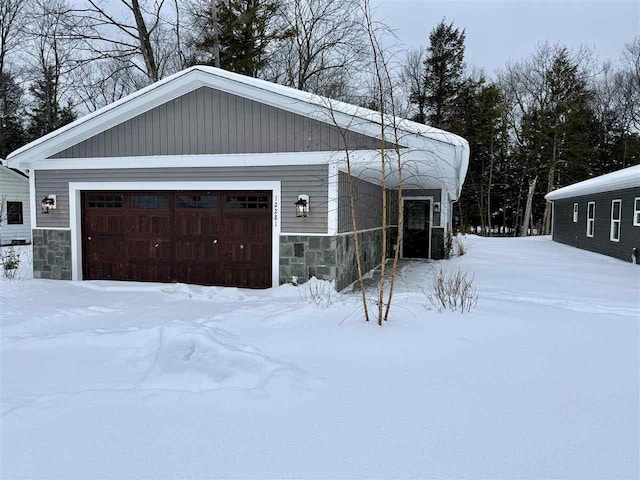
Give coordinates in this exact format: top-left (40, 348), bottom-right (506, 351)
top-left (177, 194), bottom-right (217, 208)
top-left (131, 194), bottom-right (169, 209)
top-left (226, 195), bottom-right (269, 209)
top-left (88, 194), bottom-right (123, 208)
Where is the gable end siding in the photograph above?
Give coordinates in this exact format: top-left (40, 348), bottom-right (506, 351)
top-left (49, 87), bottom-right (383, 159)
top-left (552, 186), bottom-right (640, 262)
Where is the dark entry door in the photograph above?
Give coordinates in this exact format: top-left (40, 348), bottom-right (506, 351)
top-left (81, 190), bottom-right (272, 288)
top-left (402, 199), bottom-right (431, 258)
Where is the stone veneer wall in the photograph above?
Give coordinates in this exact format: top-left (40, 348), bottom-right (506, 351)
top-left (31, 227), bottom-right (443, 287)
top-left (431, 228), bottom-right (445, 260)
top-left (280, 228), bottom-right (389, 291)
top-left (32, 229), bottom-right (72, 280)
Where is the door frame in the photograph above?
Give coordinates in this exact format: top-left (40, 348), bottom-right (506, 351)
top-left (400, 196), bottom-right (433, 260)
top-left (69, 181), bottom-right (282, 287)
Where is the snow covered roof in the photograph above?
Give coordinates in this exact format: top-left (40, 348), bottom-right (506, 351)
top-left (545, 165), bottom-right (640, 201)
top-left (6, 66), bottom-right (469, 197)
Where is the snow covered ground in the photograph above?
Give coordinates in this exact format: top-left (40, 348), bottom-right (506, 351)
top-left (1, 236), bottom-right (638, 479)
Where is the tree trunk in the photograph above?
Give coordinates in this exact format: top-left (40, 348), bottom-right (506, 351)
top-left (542, 164), bottom-right (555, 235)
top-left (210, 0), bottom-right (221, 68)
top-left (487, 138), bottom-right (494, 236)
top-left (520, 176), bottom-right (537, 237)
top-left (131, 0), bottom-right (159, 82)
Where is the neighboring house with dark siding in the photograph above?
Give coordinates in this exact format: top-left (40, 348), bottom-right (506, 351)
top-left (6, 66), bottom-right (469, 289)
top-left (545, 165), bottom-right (640, 264)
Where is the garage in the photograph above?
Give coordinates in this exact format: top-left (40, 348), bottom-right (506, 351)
top-left (81, 190), bottom-right (272, 288)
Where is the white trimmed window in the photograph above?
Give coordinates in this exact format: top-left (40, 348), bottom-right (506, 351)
top-left (610, 199), bottom-right (621, 242)
top-left (586, 201), bottom-right (595, 238)
top-left (573, 203), bottom-right (578, 222)
top-left (634, 197), bottom-right (640, 227)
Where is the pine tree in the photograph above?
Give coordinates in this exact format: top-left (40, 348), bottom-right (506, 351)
top-left (0, 72), bottom-right (26, 159)
top-left (27, 65), bottom-right (76, 141)
top-left (412, 19), bottom-right (466, 128)
top-left (190, 0), bottom-right (282, 77)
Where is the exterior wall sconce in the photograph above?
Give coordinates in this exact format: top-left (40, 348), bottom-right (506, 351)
top-left (41, 195), bottom-right (57, 214)
top-left (433, 202), bottom-right (441, 214)
top-left (295, 195), bottom-right (309, 217)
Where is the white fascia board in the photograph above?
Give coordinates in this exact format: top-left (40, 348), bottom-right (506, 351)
top-left (29, 173), bottom-right (36, 230)
top-left (9, 76), bottom-right (203, 167)
top-left (545, 165), bottom-right (640, 201)
top-left (30, 151), bottom-right (350, 170)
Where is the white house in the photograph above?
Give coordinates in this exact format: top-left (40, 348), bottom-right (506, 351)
top-left (0, 160), bottom-right (31, 245)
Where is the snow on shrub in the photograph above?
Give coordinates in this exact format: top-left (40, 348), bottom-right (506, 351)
top-left (423, 266), bottom-right (478, 313)
top-left (298, 277), bottom-right (342, 309)
top-left (0, 246), bottom-right (21, 280)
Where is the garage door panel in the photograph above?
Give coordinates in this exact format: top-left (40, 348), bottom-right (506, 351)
top-left (82, 190), bottom-right (272, 288)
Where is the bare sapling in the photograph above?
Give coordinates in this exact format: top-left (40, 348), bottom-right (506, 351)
top-left (362, 0), bottom-right (388, 326)
top-left (326, 104), bottom-right (370, 321)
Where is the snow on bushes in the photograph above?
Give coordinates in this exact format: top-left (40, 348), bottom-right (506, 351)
top-left (298, 277), bottom-right (343, 309)
top-left (424, 266), bottom-right (478, 313)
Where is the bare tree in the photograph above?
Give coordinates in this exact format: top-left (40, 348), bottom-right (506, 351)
top-left (401, 47), bottom-right (426, 121)
top-left (23, 0), bottom-right (79, 121)
top-left (71, 0), bottom-right (173, 83)
top-left (268, 0), bottom-right (365, 97)
top-left (0, 0), bottom-right (25, 75)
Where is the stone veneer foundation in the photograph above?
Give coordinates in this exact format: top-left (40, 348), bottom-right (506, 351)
top-left (32, 229), bottom-right (72, 280)
top-left (32, 227), bottom-right (445, 289)
top-left (280, 228), bottom-right (390, 291)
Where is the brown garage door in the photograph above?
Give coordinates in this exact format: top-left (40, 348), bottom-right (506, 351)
top-left (81, 191), bottom-right (272, 288)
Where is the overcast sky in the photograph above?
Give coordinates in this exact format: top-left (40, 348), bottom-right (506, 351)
top-left (373, 0), bottom-right (640, 76)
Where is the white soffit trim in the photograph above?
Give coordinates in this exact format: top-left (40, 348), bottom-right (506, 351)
top-left (31, 151), bottom-right (354, 170)
top-left (545, 165), bottom-right (640, 201)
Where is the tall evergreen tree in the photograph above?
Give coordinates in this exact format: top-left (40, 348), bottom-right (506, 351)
top-left (0, 71), bottom-right (26, 158)
top-left (190, 0), bottom-right (282, 77)
top-left (27, 65), bottom-right (76, 140)
top-left (411, 19), bottom-right (466, 128)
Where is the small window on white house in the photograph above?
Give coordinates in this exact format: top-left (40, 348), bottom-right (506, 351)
top-left (573, 203), bottom-right (578, 222)
top-left (586, 201), bottom-right (595, 238)
top-left (610, 199), bottom-right (621, 242)
top-left (634, 197), bottom-right (640, 227)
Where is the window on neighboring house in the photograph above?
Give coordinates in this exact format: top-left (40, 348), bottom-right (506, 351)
top-left (573, 203), bottom-right (578, 222)
top-left (610, 199), bottom-right (621, 242)
top-left (586, 201), bottom-right (595, 238)
top-left (6, 201), bottom-right (23, 225)
top-left (634, 197), bottom-right (640, 227)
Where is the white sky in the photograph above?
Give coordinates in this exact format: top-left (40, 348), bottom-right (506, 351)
top-left (373, 0), bottom-right (640, 76)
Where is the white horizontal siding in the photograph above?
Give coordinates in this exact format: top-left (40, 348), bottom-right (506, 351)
top-left (0, 168), bottom-right (31, 244)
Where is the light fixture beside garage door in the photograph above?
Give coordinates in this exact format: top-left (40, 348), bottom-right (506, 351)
top-left (295, 195), bottom-right (309, 217)
top-left (40, 195), bottom-right (57, 214)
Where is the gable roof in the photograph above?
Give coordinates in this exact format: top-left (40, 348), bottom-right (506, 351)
top-left (0, 163), bottom-right (29, 183)
top-left (545, 165), bottom-right (640, 201)
top-left (6, 66), bottom-right (469, 195)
